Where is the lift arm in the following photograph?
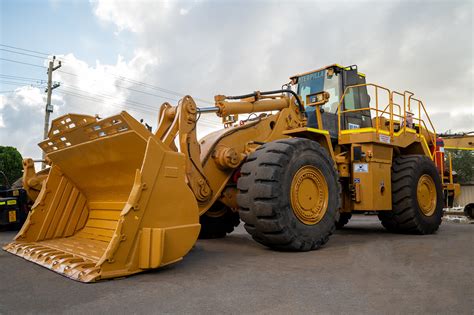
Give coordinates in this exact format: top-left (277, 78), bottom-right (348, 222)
top-left (153, 91), bottom-right (306, 214)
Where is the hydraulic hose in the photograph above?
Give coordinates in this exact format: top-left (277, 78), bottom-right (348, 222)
top-left (225, 89), bottom-right (306, 116)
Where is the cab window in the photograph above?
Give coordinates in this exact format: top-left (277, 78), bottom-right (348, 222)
top-left (297, 69), bottom-right (341, 114)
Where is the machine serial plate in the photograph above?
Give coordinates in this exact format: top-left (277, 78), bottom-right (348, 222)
top-left (354, 163), bottom-right (369, 173)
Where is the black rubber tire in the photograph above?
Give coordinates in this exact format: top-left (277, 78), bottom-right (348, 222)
top-left (378, 155), bottom-right (443, 234)
top-left (237, 138), bottom-right (341, 251)
top-left (198, 202), bottom-right (240, 239)
top-left (464, 204), bottom-right (474, 220)
top-left (335, 212), bottom-right (352, 229)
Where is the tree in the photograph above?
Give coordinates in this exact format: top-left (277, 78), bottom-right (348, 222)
top-left (447, 149), bottom-right (474, 184)
top-left (0, 146), bottom-right (23, 187)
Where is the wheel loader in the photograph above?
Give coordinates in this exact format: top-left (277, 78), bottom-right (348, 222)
top-left (3, 64), bottom-right (457, 282)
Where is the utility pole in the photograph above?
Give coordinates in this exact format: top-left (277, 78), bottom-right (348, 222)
top-left (42, 56), bottom-right (61, 169)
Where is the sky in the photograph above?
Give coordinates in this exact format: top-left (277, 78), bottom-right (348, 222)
top-left (0, 0), bottom-right (473, 160)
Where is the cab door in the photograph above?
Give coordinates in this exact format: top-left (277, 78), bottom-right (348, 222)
top-left (341, 67), bottom-right (372, 130)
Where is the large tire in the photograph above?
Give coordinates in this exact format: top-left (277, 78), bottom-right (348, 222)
top-left (464, 204), bottom-right (474, 220)
top-left (237, 138), bottom-right (341, 251)
top-left (198, 202), bottom-right (240, 239)
top-left (378, 155), bottom-right (443, 234)
top-left (335, 212), bottom-right (352, 229)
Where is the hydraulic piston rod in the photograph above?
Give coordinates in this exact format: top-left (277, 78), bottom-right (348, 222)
top-left (198, 106), bottom-right (220, 113)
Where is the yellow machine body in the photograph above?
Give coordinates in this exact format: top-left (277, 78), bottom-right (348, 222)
top-left (350, 143), bottom-right (393, 211)
top-left (4, 64), bottom-right (459, 282)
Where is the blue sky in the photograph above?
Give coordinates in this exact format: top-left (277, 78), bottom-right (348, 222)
top-left (0, 0), bottom-right (134, 90)
top-left (1, 0), bottom-right (134, 60)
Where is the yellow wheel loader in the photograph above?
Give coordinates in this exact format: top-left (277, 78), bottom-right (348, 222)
top-left (4, 64), bottom-right (457, 282)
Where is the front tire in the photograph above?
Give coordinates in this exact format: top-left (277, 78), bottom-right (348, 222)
top-left (237, 138), bottom-right (341, 251)
top-left (378, 155), bottom-right (443, 234)
top-left (199, 202), bottom-right (240, 239)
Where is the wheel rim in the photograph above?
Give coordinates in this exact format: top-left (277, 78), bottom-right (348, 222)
top-left (417, 174), bottom-right (437, 216)
top-left (290, 165), bottom-right (329, 225)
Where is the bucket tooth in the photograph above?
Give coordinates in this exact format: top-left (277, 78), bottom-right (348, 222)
top-left (3, 112), bottom-right (200, 282)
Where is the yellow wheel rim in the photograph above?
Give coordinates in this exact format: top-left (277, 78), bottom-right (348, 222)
top-left (417, 174), bottom-right (437, 216)
top-left (290, 165), bottom-right (328, 225)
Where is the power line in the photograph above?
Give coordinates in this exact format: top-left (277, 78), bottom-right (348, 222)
top-left (0, 58), bottom-right (46, 69)
top-left (0, 58), bottom-right (183, 105)
top-left (58, 69), bottom-right (180, 102)
top-left (0, 75), bottom-right (46, 86)
top-left (60, 84), bottom-right (221, 127)
top-left (0, 44), bottom-right (50, 56)
top-left (0, 74), bottom-right (45, 82)
top-left (0, 54), bottom-right (221, 126)
top-left (60, 85), bottom-right (159, 112)
top-left (1, 53), bottom-right (214, 105)
top-left (57, 90), bottom-right (158, 115)
top-left (58, 85), bottom-right (221, 127)
top-left (0, 80), bottom-right (44, 87)
top-left (1, 45), bottom-right (214, 104)
top-left (0, 72), bottom-right (221, 127)
top-left (57, 69), bottom-right (213, 105)
top-left (0, 48), bottom-right (48, 60)
top-left (0, 72), bottom-right (158, 111)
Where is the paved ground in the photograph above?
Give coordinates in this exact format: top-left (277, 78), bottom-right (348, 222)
top-left (0, 216), bottom-right (472, 314)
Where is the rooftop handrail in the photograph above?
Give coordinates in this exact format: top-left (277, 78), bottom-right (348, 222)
top-left (381, 103), bottom-right (401, 118)
top-left (338, 84), bottom-right (436, 152)
top-left (337, 83), bottom-right (391, 137)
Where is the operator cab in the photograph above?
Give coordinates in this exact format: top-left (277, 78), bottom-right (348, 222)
top-left (291, 64), bottom-right (372, 139)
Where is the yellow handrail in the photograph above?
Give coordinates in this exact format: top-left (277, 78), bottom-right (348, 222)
top-left (434, 150), bottom-right (444, 183)
top-left (380, 103), bottom-right (401, 119)
top-left (449, 152), bottom-right (453, 184)
top-left (337, 83), bottom-right (437, 151)
top-left (337, 83), bottom-right (391, 138)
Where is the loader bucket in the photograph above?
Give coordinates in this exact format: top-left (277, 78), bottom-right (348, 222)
top-left (3, 112), bottom-right (200, 282)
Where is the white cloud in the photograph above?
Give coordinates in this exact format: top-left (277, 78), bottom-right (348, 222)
top-left (1, 0), bottom-right (472, 161)
top-left (0, 49), bottom-right (162, 159)
top-left (0, 87), bottom-right (47, 158)
top-left (92, 0), bottom-right (177, 33)
top-left (53, 50), bottom-right (160, 118)
top-left (87, 0), bottom-right (472, 132)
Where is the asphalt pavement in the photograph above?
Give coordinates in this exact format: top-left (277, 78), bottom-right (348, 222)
top-left (0, 216), bottom-right (472, 314)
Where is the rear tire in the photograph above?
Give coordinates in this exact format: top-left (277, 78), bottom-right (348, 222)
top-left (378, 155), bottom-right (443, 234)
top-left (335, 212), bottom-right (352, 229)
top-left (198, 202), bottom-right (240, 239)
top-left (464, 204), bottom-right (474, 219)
top-left (237, 138), bottom-right (341, 251)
